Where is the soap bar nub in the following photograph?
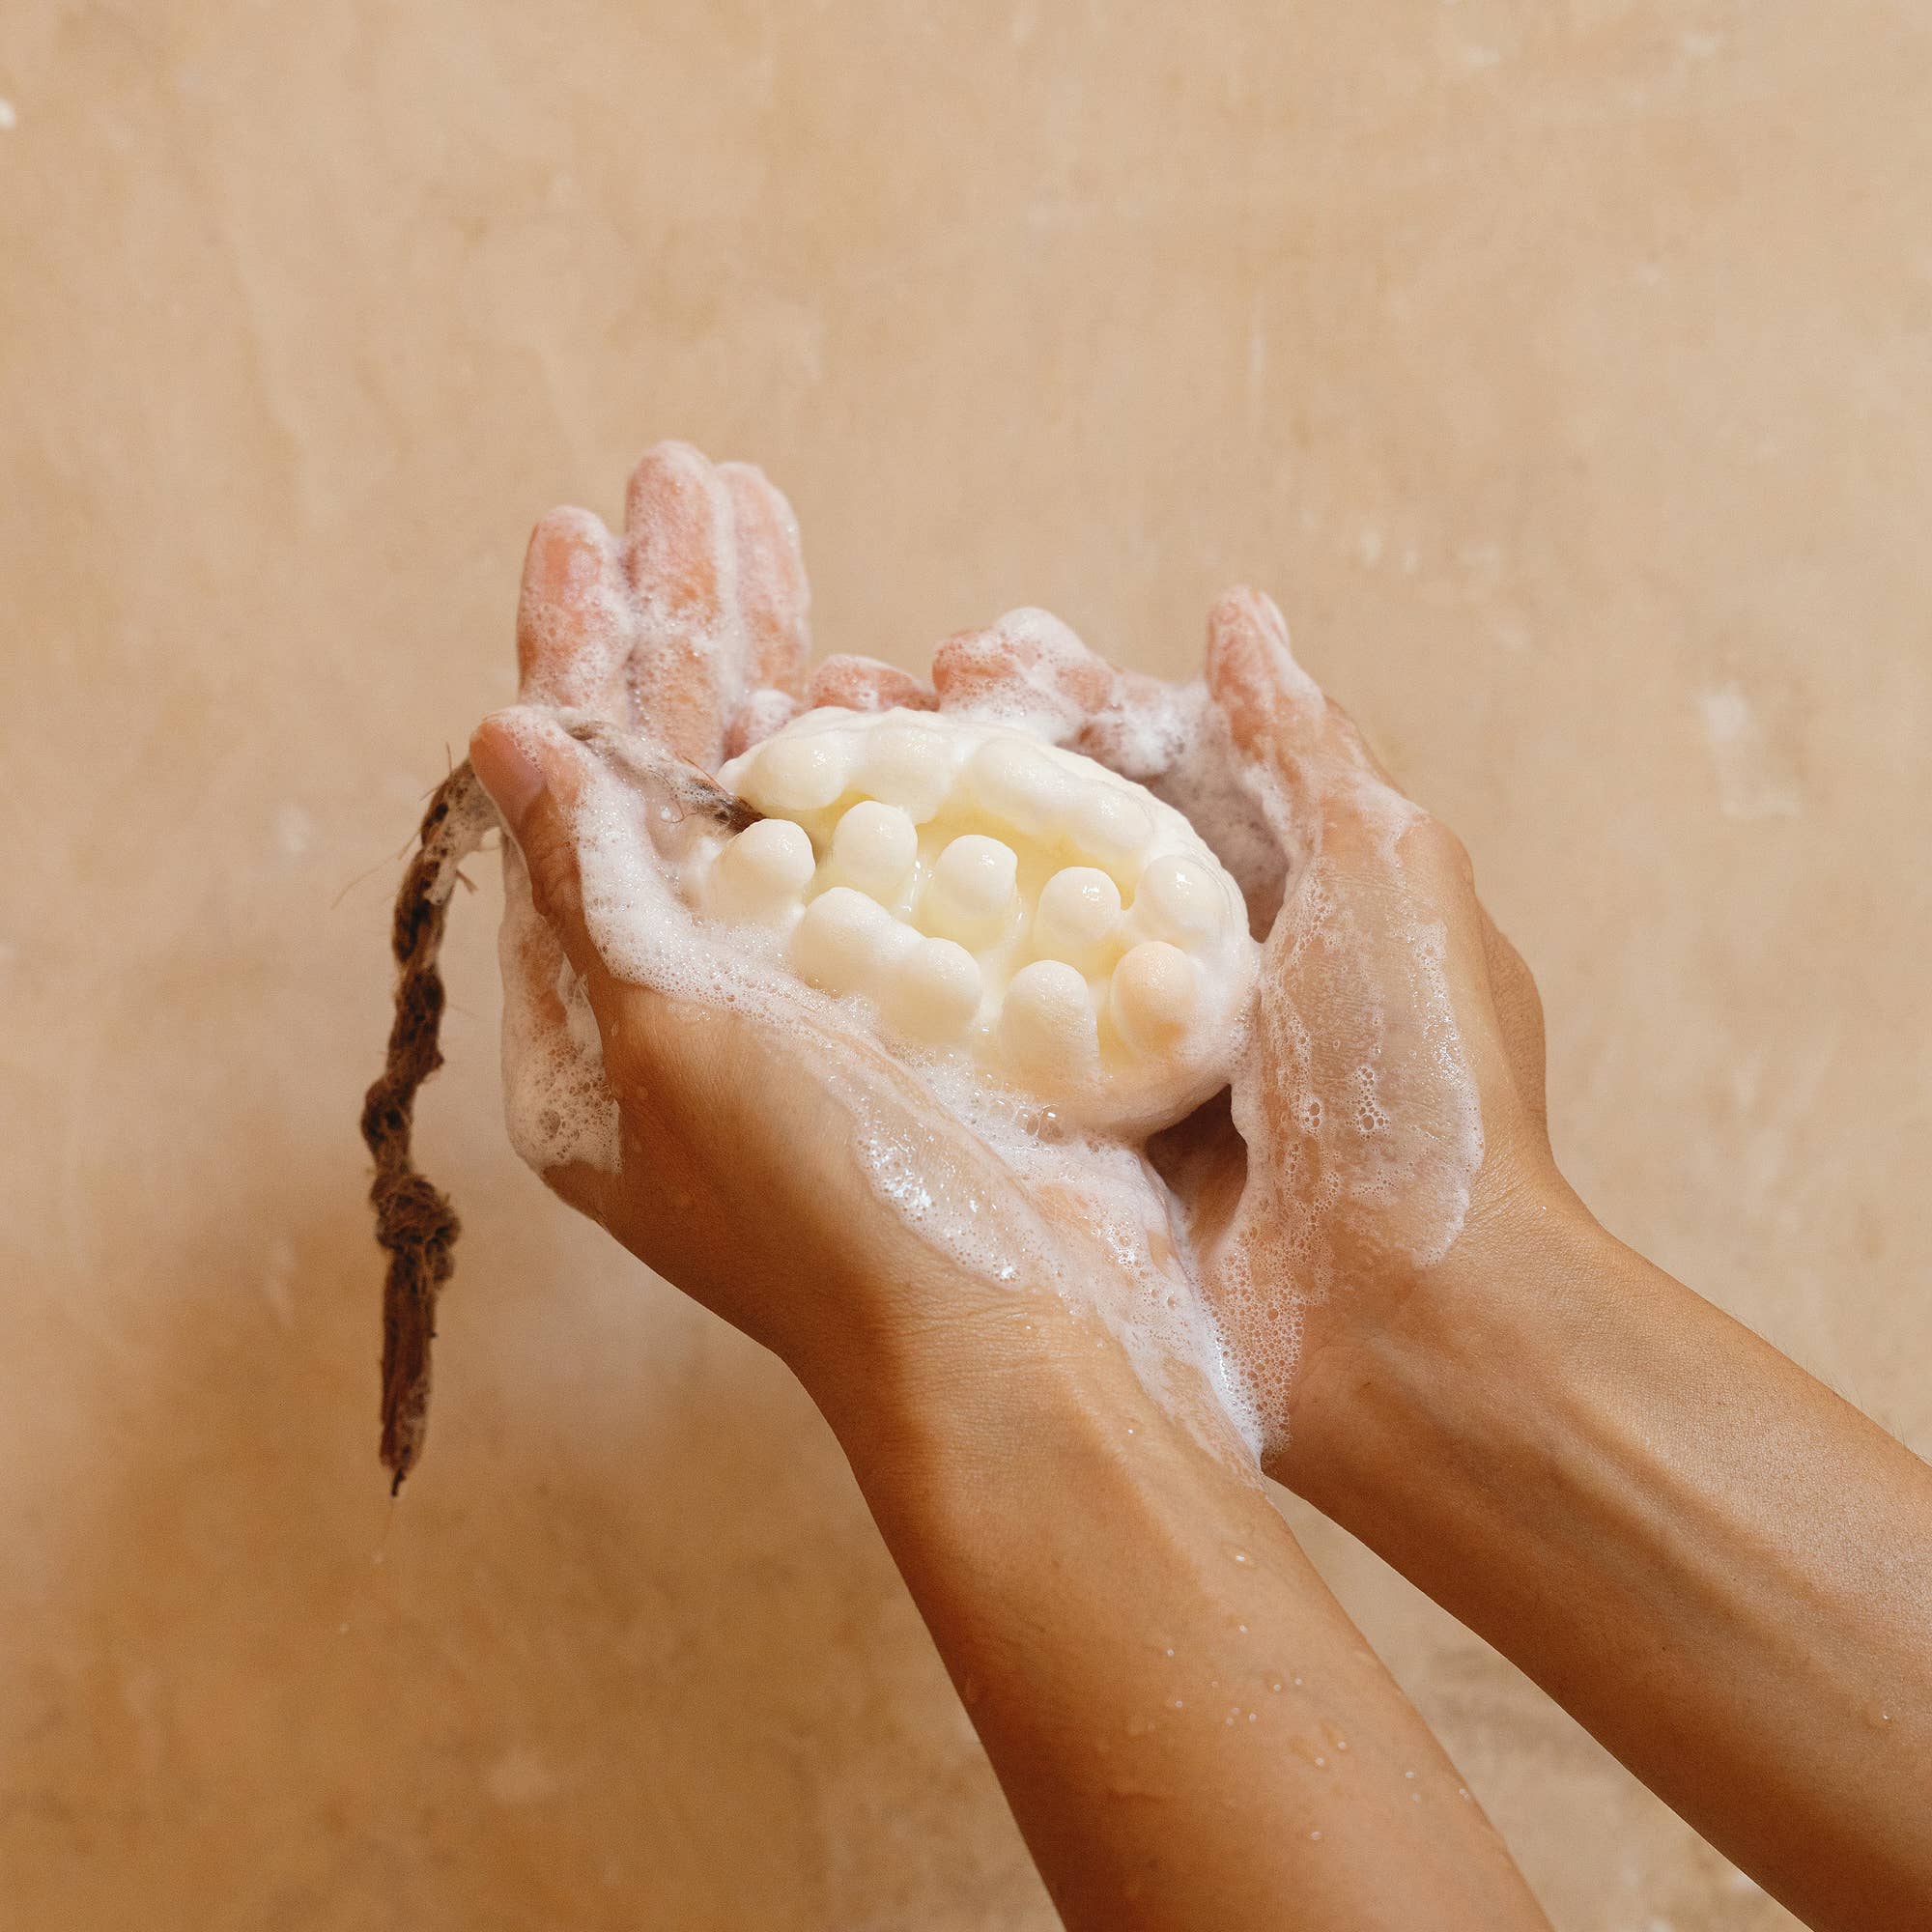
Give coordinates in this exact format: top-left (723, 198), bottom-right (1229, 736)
top-left (696, 707), bottom-right (1260, 1133)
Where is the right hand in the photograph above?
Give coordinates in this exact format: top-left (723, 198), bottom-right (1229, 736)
top-left (926, 591), bottom-right (1570, 1474)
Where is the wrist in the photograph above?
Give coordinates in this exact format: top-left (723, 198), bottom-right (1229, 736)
top-left (1280, 1162), bottom-right (1632, 1502)
top-left (800, 1280), bottom-right (1237, 1507)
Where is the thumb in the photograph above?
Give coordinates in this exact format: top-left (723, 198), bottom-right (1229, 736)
top-left (469, 707), bottom-right (609, 991)
top-left (1204, 586), bottom-right (1340, 799)
top-left (1204, 588), bottom-right (1410, 880)
top-left (1206, 587), bottom-right (1400, 791)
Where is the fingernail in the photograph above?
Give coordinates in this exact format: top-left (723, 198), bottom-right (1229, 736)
top-left (470, 724), bottom-right (547, 834)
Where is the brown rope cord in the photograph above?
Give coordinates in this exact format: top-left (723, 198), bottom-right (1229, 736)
top-left (360, 730), bottom-right (755, 1492)
top-left (360, 759), bottom-right (497, 1492)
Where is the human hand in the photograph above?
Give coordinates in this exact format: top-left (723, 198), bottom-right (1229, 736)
top-left (1170, 591), bottom-right (1567, 1468)
top-left (469, 446), bottom-right (1230, 1433)
top-left (924, 592), bottom-right (1565, 1474)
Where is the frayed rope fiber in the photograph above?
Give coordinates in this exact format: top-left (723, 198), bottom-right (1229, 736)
top-left (360, 760), bottom-right (497, 1492)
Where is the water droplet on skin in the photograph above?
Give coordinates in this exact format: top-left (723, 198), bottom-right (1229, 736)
top-left (1236, 1623), bottom-right (1247, 1634)
top-left (1410, 1791), bottom-right (1422, 1803)
top-left (1293, 1677), bottom-right (1303, 1688)
top-left (1309, 1829), bottom-right (1322, 1841)
top-left (1168, 1698), bottom-right (1185, 1711)
top-left (1458, 1787), bottom-right (1471, 1801)
top-left (1268, 1680), bottom-right (1282, 1692)
top-left (1164, 1648), bottom-right (1175, 1658)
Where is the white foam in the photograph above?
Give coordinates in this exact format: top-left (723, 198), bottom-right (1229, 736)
top-left (496, 837), bottom-right (621, 1175)
top-left (1160, 729), bottom-right (1483, 1454)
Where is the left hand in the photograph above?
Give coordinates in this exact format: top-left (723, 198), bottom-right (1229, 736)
top-left (471, 445), bottom-right (1237, 1439)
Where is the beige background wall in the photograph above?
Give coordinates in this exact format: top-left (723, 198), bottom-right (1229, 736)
top-left (4, 3), bottom-right (1928, 1926)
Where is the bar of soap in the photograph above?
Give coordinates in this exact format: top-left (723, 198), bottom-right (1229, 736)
top-left (696, 707), bottom-right (1260, 1133)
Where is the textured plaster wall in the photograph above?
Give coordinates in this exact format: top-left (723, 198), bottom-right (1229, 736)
top-left (3, 4), bottom-right (1928, 1927)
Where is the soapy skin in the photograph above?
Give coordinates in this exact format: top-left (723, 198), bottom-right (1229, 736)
top-left (466, 441), bottom-right (1557, 1929)
top-left (479, 443), bottom-right (1531, 1470)
top-left (477, 443), bottom-right (1260, 1448)
top-left (926, 591), bottom-right (1526, 1450)
top-left (469, 443), bottom-right (1932, 1932)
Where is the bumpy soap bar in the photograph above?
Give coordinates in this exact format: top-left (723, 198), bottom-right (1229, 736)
top-left (696, 707), bottom-right (1260, 1132)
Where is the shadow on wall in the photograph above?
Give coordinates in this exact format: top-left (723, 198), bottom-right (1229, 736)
top-left (1, 1168), bottom-right (1050, 1932)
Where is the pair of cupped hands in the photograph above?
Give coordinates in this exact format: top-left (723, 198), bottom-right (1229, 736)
top-left (469, 442), bottom-right (1558, 1472)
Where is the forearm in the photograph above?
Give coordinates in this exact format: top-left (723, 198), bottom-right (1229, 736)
top-left (810, 1298), bottom-right (1549, 1932)
top-left (1291, 1196), bottom-right (1932, 1931)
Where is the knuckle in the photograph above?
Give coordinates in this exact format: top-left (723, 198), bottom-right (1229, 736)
top-left (1417, 815), bottom-right (1474, 886)
top-left (1392, 810), bottom-right (1477, 894)
top-left (524, 835), bottom-right (583, 931)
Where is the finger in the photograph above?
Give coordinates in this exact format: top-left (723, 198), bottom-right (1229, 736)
top-left (1066, 666), bottom-right (1191, 783)
top-left (516, 508), bottom-right (634, 715)
top-left (497, 836), bottom-right (621, 1227)
top-left (1205, 588), bottom-right (1408, 869)
top-left (1321, 693), bottom-right (1401, 788)
top-left (1147, 1089), bottom-right (1247, 1257)
top-left (622, 441), bottom-right (736, 768)
top-left (928, 610), bottom-right (1195, 790)
top-left (931, 607), bottom-right (1117, 741)
top-left (807, 654), bottom-right (938, 713)
top-left (719, 461), bottom-right (810, 695)
top-left (1207, 588), bottom-right (1403, 790)
top-left (469, 708), bottom-right (609, 990)
top-left (1203, 587), bottom-right (1329, 783)
top-left (474, 707), bottom-right (742, 1210)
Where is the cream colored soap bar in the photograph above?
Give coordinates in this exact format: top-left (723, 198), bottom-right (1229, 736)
top-left (698, 707), bottom-right (1260, 1133)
